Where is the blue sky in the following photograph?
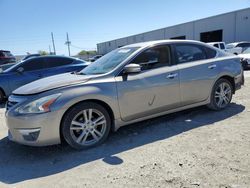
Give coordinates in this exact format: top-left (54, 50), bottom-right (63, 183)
top-left (0, 0), bottom-right (249, 55)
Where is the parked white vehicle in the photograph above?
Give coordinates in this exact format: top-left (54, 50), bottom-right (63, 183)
top-left (238, 47), bottom-right (250, 69)
top-left (226, 42), bottom-right (250, 55)
top-left (208, 42), bottom-right (241, 55)
top-left (208, 42), bottom-right (226, 51)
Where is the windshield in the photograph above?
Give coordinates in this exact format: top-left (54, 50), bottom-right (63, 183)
top-left (243, 47), bottom-right (250, 54)
top-left (226, 44), bottom-right (235, 49)
top-left (80, 47), bottom-right (138, 75)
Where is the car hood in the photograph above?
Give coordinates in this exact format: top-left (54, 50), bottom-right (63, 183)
top-left (0, 71), bottom-right (12, 77)
top-left (0, 71), bottom-right (8, 75)
top-left (13, 73), bottom-right (93, 95)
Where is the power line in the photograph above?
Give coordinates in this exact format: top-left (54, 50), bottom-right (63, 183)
top-left (70, 44), bottom-right (96, 50)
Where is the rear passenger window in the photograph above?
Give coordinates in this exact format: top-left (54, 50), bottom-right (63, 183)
top-left (45, 58), bottom-right (73, 69)
top-left (175, 44), bottom-right (206, 64)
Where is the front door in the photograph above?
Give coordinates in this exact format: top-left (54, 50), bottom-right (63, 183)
top-left (115, 45), bottom-right (181, 122)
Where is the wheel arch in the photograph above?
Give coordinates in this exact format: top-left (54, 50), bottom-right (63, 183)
top-left (0, 87), bottom-right (6, 101)
top-left (217, 75), bottom-right (235, 94)
top-left (59, 99), bottom-right (115, 143)
top-left (0, 87), bottom-right (5, 95)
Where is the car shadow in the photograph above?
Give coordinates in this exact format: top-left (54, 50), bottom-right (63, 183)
top-left (0, 103), bottom-right (245, 184)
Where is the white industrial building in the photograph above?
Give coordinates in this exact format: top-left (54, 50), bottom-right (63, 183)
top-left (97, 8), bottom-right (250, 54)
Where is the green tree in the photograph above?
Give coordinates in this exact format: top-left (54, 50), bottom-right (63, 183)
top-left (78, 50), bottom-right (97, 56)
top-left (38, 50), bottom-right (49, 55)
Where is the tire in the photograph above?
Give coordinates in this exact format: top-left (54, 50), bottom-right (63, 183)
top-left (0, 90), bottom-right (5, 104)
top-left (207, 78), bottom-right (233, 111)
top-left (241, 60), bottom-right (248, 70)
top-left (61, 102), bottom-right (111, 150)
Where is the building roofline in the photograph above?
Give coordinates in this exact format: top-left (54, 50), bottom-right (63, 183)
top-left (97, 7), bottom-right (250, 45)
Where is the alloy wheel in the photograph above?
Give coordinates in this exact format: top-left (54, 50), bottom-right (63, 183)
top-left (214, 82), bottom-right (232, 108)
top-left (70, 109), bottom-right (107, 146)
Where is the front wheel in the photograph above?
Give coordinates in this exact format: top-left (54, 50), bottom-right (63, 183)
top-left (207, 79), bottom-right (233, 111)
top-left (0, 90), bottom-right (5, 104)
top-left (61, 102), bottom-right (111, 150)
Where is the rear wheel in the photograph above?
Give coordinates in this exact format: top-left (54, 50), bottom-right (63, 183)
top-left (207, 79), bottom-right (233, 111)
top-left (61, 102), bottom-right (111, 150)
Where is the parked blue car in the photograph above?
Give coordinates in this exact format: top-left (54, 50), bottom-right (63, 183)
top-left (0, 56), bottom-right (90, 102)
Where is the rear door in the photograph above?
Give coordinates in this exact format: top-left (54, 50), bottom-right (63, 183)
top-left (115, 44), bottom-right (181, 122)
top-left (173, 43), bottom-right (219, 106)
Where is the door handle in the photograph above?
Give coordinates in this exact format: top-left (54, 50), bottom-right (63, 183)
top-left (167, 73), bottom-right (178, 79)
top-left (208, 64), bottom-right (217, 69)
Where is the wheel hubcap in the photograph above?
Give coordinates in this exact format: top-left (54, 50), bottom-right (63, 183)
top-left (70, 109), bottom-right (107, 146)
top-left (215, 82), bottom-right (232, 108)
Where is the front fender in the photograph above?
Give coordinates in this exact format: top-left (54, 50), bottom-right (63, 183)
top-left (51, 82), bottom-right (120, 121)
top-left (209, 57), bottom-right (242, 95)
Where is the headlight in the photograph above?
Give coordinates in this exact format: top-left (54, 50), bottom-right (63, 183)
top-left (16, 93), bottom-right (61, 114)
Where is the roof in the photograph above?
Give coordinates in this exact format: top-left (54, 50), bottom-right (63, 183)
top-left (121, 39), bottom-right (207, 48)
top-left (208, 42), bottom-right (225, 45)
top-left (34, 55), bottom-right (77, 59)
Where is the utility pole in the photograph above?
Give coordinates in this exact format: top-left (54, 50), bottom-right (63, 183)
top-left (51, 32), bottom-right (56, 55)
top-left (49, 45), bottom-right (51, 55)
top-left (65, 32), bottom-right (71, 56)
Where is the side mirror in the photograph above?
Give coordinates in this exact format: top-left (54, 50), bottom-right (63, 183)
top-left (16, 67), bottom-right (24, 74)
top-left (123, 64), bottom-right (141, 74)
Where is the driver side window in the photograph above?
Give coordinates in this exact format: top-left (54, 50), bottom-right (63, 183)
top-left (19, 58), bottom-right (45, 72)
top-left (130, 45), bottom-right (171, 71)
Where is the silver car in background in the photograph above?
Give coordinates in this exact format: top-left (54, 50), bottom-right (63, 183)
top-left (5, 40), bottom-right (243, 150)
